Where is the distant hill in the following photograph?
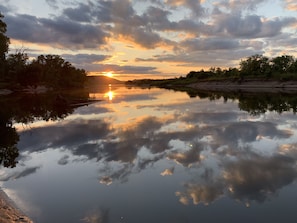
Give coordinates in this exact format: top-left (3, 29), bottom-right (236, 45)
top-left (86, 75), bottom-right (122, 86)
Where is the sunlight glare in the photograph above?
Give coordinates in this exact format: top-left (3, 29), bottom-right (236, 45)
top-left (106, 71), bottom-right (113, 78)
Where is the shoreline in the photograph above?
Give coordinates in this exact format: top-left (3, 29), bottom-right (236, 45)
top-left (126, 78), bottom-right (297, 93)
top-left (187, 80), bottom-right (297, 93)
top-left (0, 189), bottom-right (33, 223)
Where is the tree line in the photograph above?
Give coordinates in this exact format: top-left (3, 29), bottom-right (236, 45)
top-left (0, 13), bottom-right (87, 89)
top-left (187, 54), bottom-right (297, 81)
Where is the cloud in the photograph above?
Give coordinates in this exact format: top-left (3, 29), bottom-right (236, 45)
top-left (115, 65), bottom-right (159, 74)
top-left (63, 2), bottom-right (93, 23)
top-left (165, 0), bottom-right (205, 17)
top-left (136, 37), bottom-right (272, 68)
top-left (220, 14), bottom-right (263, 37)
top-left (5, 14), bottom-right (110, 49)
top-left (257, 17), bottom-right (297, 38)
top-left (180, 38), bottom-right (240, 51)
top-left (215, 0), bottom-right (268, 12)
top-left (75, 62), bottom-right (158, 74)
top-left (2, 0), bottom-right (297, 76)
top-left (61, 54), bottom-right (111, 70)
top-left (45, 0), bottom-right (59, 10)
top-left (285, 0), bottom-right (297, 11)
top-left (211, 11), bottom-right (297, 39)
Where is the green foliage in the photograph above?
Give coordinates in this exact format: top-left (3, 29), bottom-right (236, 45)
top-left (271, 55), bottom-right (294, 73)
top-left (240, 54), bottom-right (271, 77)
top-left (185, 54), bottom-right (297, 81)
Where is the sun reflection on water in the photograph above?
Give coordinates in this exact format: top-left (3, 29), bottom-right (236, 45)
top-left (104, 84), bottom-right (114, 101)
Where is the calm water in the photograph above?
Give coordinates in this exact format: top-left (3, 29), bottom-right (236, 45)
top-left (1, 86), bottom-right (297, 223)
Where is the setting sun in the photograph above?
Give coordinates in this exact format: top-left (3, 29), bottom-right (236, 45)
top-left (105, 72), bottom-right (113, 78)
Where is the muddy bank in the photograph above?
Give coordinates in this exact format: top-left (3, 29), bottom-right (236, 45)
top-left (0, 189), bottom-right (33, 223)
top-left (188, 80), bottom-right (297, 93)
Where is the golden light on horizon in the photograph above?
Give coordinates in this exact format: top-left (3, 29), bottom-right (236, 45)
top-left (104, 71), bottom-right (114, 78)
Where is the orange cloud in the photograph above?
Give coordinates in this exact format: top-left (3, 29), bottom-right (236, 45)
top-left (286, 0), bottom-right (297, 10)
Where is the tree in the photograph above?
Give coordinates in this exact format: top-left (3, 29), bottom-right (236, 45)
top-left (6, 52), bottom-right (29, 83)
top-left (288, 59), bottom-right (297, 73)
top-left (0, 13), bottom-right (10, 78)
top-left (271, 55), bottom-right (294, 73)
top-left (32, 54), bottom-right (87, 88)
top-left (0, 13), bottom-right (9, 61)
top-left (240, 54), bottom-right (271, 77)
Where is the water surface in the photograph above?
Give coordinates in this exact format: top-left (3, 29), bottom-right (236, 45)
top-left (1, 86), bottom-right (297, 223)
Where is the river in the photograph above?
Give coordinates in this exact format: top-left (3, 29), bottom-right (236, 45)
top-left (1, 85), bottom-right (297, 223)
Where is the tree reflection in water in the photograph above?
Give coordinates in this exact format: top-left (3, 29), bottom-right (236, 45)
top-left (184, 89), bottom-right (297, 115)
top-left (0, 90), bottom-right (94, 168)
top-left (0, 110), bottom-right (19, 168)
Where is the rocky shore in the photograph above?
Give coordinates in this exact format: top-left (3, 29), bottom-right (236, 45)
top-left (0, 190), bottom-right (33, 223)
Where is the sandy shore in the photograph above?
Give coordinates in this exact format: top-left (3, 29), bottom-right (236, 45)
top-left (0, 189), bottom-right (33, 223)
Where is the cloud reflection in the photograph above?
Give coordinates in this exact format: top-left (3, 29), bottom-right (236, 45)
top-left (176, 182), bottom-right (224, 206)
top-left (0, 166), bottom-right (41, 181)
top-left (99, 176), bottom-right (113, 186)
top-left (58, 155), bottom-right (70, 165)
top-left (15, 96), bottom-right (297, 208)
top-left (160, 167), bottom-right (175, 176)
top-left (224, 154), bottom-right (297, 203)
top-left (168, 143), bottom-right (204, 167)
top-left (82, 208), bottom-right (109, 223)
top-left (176, 151), bottom-right (297, 206)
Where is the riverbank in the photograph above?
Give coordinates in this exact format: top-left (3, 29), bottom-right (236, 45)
top-left (127, 78), bottom-right (297, 93)
top-left (188, 79), bottom-right (297, 93)
top-left (0, 189), bottom-right (33, 223)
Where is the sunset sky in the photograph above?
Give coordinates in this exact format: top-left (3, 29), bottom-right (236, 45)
top-left (1, 0), bottom-right (297, 80)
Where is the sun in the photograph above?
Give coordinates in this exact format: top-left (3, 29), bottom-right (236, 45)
top-left (105, 71), bottom-right (113, 78)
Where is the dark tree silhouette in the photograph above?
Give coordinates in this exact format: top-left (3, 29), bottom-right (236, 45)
top-left (0, 13), bottom-right (10, 79)
top-left (0, 111), bottom-right (19, 168)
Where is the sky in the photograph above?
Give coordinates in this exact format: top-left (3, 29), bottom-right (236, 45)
top-left (1, 0), bottom-right (297, 80)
